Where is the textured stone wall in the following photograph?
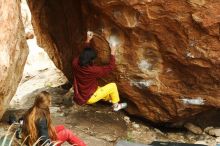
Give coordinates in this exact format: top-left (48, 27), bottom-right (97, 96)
top-left (0, 0), bottom-right (28, 118)
top-left (28, 0), bottom-right (220, 123)
top-left (27, 0), bottom-right (84, 81)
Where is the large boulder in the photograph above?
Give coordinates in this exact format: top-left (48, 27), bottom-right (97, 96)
top-left (0, 0), bottom-right (28, 118)
top-left (27, 0), bottom-right (220, 123)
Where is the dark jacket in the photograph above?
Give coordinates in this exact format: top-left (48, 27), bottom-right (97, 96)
top-left (36, 118), bottom-right (51, 145)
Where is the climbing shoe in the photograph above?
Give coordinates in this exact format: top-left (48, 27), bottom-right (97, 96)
top-left (113, 102), bottom-right (127, 111)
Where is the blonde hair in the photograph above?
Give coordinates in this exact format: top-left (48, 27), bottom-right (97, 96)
top-left (22, 91), bottom-right (57, 145)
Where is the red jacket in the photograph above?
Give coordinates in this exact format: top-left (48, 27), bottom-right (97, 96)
top-left (72, 55), bottom-right (116, 105)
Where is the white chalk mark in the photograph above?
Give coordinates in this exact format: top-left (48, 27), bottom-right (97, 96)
top-left (130, 79), bottom-right (154, 89)
top-left (180, 97), bottom-right (205, 105)
top-left (138, 60), bottom-right (152, 72)
top-left (186, 52), bottom-right (195, 58)
top-left (108, 35), bottom-right (120, 47)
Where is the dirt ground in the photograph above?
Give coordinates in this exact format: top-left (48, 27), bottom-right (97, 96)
top-left (1, 85), bottom-right (219, 146)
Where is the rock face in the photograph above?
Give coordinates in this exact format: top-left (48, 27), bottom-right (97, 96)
top-left (27, 0), bottom-right (220, 123)
top-left (0, 0), bottom-right (28, 118)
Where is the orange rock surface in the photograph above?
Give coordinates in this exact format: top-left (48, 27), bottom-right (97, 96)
top-left (26, 0), bottom-right (220, 123)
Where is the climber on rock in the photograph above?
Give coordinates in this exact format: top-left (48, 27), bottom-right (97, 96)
top-left (72, 31), bottom-right (127, 111)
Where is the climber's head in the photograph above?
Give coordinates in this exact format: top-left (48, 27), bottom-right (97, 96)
top-left (79, 47), bottom-right (97, 67)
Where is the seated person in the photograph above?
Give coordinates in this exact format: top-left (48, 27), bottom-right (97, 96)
top-left (22, 91), bottom-right (86, 146)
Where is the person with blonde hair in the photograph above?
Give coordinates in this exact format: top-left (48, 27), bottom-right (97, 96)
top-left (22, 91), bottom-right (86, 146)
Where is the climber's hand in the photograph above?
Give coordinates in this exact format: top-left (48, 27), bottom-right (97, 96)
top-left (86, 31), bottom-right (94, 43)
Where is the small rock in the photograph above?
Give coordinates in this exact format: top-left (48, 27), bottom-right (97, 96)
top-left (132, 122), bottom-right (140, 129)
top-left (124, 116), bottom-right (130, 123)
top-left (206, 128), bottom-right (220, 137)
top-left (184, 122), bottom-right (203, 135)
top-left (53, 113), bottom-right (65, 117)
top-left (50, 107), bottom-right (61, 113)
top-left (204, 126), bottom-right (213, 133)
top-left (216, 137), bottom-right (220, 143)
top-left (95, 111), bottom-right (102, 113)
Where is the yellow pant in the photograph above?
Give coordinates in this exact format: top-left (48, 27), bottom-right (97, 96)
top-left (87, 83), bottom-right (120, 104)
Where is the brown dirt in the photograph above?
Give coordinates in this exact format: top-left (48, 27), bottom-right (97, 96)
top-left (0, 86), bottom-right (219, 146)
